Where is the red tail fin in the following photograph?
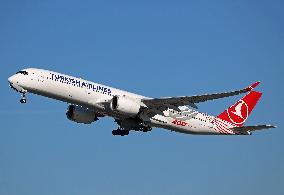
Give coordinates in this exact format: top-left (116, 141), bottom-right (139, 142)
top-left (217, 91), bottom-right (262, 127)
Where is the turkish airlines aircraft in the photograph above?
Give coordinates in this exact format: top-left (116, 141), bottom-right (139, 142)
top-left (8, 68), bottom-right (275, 136)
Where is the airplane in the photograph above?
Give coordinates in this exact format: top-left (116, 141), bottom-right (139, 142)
top-left (8, 68), bottom-right (276, 136)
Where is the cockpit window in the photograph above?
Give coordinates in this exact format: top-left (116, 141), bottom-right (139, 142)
top-left (16, 71), bottom-right (28, 75)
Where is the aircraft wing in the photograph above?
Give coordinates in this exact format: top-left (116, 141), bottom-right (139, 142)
top-left (231, 125), bottom-right (276, 133)
top-left (142, 81), bottom-right (260, 108)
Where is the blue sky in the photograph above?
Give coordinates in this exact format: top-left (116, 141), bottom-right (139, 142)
top-left (0, 0), bottom-right (283, 194)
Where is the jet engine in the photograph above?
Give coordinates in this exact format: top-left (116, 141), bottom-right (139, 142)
top-left (111, 96), bottom-right (141, 117)
top-left (66, 105), bottom-right (98, 124)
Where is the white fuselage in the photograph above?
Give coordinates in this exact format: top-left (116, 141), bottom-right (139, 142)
top-left (8, 68), bottom-right (234, 135)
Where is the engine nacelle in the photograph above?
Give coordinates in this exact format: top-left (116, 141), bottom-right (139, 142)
top-left (111, 96), bottom-right (141, 117)
top-left (66, 105), bottom-right (98, 124)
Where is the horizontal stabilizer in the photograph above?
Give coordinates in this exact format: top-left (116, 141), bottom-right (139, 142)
top-left (231, 125), bottom-right (276, 133)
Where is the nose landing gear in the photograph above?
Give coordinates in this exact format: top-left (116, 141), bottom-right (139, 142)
top-left (20, 93), bottom-right (27, 104)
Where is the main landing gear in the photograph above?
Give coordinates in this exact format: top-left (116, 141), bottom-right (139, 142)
top-left (20, 93), bottom-right (27, 104)
top-left (112, 129), bottom-right (129, 136)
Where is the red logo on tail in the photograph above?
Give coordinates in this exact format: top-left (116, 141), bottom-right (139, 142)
top-left (217, 91), bottom-right (262, 127)
top-left (226, 100), bottom-right (248, 125)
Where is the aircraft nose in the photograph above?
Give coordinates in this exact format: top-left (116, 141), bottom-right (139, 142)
top-left (8, 75), bottom-right (16, 84)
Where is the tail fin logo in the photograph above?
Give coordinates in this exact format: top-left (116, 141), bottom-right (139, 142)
top-left (217, 91), bottom-right (262, 127)
top-left (227, 100), bottom-right (248, 125)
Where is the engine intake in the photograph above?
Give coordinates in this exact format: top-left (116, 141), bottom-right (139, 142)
top-left (111, 96), bottom-right (141, 117)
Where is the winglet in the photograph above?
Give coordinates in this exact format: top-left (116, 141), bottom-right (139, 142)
top-left (245, 81), bottom-right (260, 91)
